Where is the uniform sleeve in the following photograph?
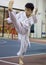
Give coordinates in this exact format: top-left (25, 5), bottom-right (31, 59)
top-left (32, 15), bottom-right (37, 23)
top-left (29, 15), bottom-right (37, 26)
top-left (29, 17), bottom-right (34, 26)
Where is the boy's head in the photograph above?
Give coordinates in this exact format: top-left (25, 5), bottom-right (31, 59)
top-left (25, 3), bottom-right (34, 17)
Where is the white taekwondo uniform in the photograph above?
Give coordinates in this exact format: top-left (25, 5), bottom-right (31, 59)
top-left (6, 11), bottom-right (37, 56)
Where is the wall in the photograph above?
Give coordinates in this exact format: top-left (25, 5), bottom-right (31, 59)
top-left (0, 0), bottom-right (28, 9)
top-left (35, 0), bottom-right (44, 38)
top-left (36, 0), bottom-right (46, 38)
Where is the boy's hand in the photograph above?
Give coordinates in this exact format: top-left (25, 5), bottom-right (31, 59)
top-left (35, 8), bottom-right (38, 15)
top-left (8, 0), bottom-right (14, 11)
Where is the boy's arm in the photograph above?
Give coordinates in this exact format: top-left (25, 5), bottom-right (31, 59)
top-left (34, 8), bottom-right (38, 15)
top-left (32, 8), bottom-right (38, 23)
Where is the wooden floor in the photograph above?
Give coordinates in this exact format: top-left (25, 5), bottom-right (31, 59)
top-left (0, 38), bottom-right (46, 65)
top-left (0, 54), bottom-right (46, 65)
top-left (30, 38), bottom-right (46, 43)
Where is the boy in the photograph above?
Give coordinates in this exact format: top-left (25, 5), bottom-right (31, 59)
top-left (6, 0), bottom-right (37, 56)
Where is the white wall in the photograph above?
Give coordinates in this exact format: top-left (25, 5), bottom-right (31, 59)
top-left (35, 0), bottom-right (44, 38)
top-left (0, 0), bottom-right (28, 9)
top-left (36, 0), bottom-right (46, 38)
top-left (43, 0), bottom-right (46, 37)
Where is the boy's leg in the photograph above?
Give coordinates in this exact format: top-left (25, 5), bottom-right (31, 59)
top-left (9, 11), bottom-right (28, 35)
top-left (8, 0), bottom-right (14, 11)
top-left (17, 38), bottom-right (28, 56)
top-left (17, 38), bottom-right (24, 56)
top-left (23, 40), bottom-right (28, 53)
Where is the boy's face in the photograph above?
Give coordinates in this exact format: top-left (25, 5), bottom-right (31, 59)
top-left (25, 8), bottom-right (33, 17)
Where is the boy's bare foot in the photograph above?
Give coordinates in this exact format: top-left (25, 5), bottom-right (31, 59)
top-left (8, 0), bottom-right (14, 11)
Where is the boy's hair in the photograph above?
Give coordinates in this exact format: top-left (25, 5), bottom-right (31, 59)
top-left (25, 3), bottom-right (34, 11)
